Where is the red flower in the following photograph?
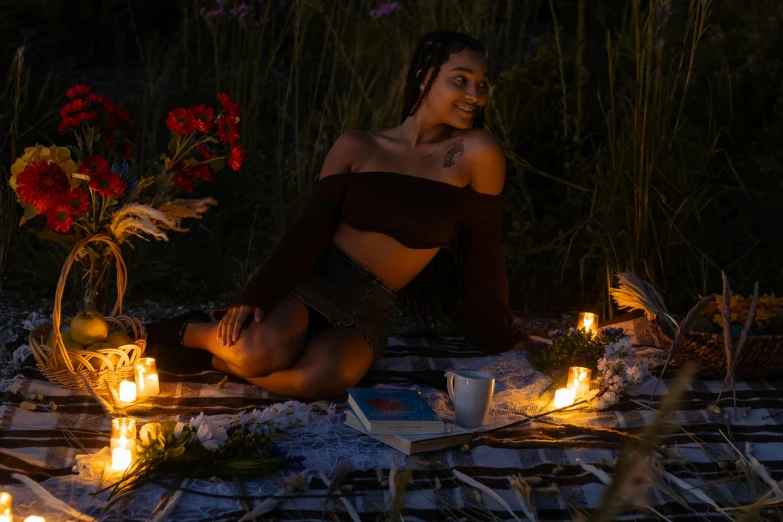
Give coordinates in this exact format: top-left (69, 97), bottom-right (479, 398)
top-left (228, 144), bottom-right (245, 171)
top-left (66, 84), bottom-right (92, 99)
top-left (65, 188), bottom-right (90, 216)
top-left (189, 104), bottom-right (215, 133)
top-left (166, 108), bottom-right (197, 134)
top-left (46, 203), bottom-right (75, 233)
top-left (58, 117), bottom-right (81, 135)
top-left (88, 170), bottom-right (126, 198)
top-left (217, 92), bottom-right (242, 119)
top-left (172, 169), bottom-right (196, 193)
top-left (15, 161), bottom-right (71, 213)
top-left (196, 143), bottom-right (212, 160)
top-left (216, 116), bottom-right (240, 145)
top-left (60, 99), bottom-right (88, 118)
top-left (81, 155), bottom-right (110, 175)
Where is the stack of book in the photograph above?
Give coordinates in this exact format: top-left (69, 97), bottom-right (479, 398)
top-left (345, 388), bottom-right (472, 455)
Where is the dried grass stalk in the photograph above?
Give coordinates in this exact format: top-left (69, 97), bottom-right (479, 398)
top-left (453, 469), bottom-right (521, 522)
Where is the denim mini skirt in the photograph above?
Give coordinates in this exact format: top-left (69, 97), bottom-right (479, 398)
top-left (288, 242), bottom-right (397, 364)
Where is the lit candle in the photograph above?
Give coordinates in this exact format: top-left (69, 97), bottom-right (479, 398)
top-left (578, 312), bottom-right (599, 335)
top-left (0, 492), bottom-right (11, 522)
top-left (23, 516), bottom-right (45, 522)
top-left (134, 357), bottom-right (160, 396)
top-left (553, 387), bottom-right (576, 408)
top-left (110, 417), bottom-right (136, 472)
top-left (567, 366), bottom-right (592, 399)
top-left (119, 380), bottom-right (136, 403)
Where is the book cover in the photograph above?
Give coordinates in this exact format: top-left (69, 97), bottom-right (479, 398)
top-left (344, 410), bottom-right (471, 455)
top-left (346, 388), bottom-right (444, 435)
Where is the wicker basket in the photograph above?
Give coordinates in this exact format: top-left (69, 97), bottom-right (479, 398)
top-left (650, 318), bottom-right (783, 379)
top-left (29, 234), bottom-right (147, 390)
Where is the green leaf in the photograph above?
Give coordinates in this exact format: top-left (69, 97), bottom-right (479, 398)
top-left (165, 445), bottom-right (186, 458)
top-left (29, 228), bottom-right (79, 252)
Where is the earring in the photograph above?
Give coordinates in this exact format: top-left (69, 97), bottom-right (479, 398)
top-left (419, 85), bottom-right (424, 91)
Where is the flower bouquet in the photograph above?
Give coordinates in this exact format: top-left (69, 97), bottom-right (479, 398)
top-left (10, 84), bottom-right (245, 390)
top-left (99, 403), bottom-right (310, 509)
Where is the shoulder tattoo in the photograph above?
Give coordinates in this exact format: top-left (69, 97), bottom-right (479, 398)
top-left (442, 140), bottom-right (464, 168)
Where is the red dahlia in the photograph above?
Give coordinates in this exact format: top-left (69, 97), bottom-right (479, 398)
top-left (217, 92), bottom-right (242, 119)
top-left (189, 104), bottom-right (215, 133)
top-left (216, 116), bottom-right (240, 145)
top-left (46, 203), bottom-right (75, 233)
top-left (88, 170), bottom-right (126, 198)
top-left (228, 143), bottom-right (245, 171)
top-left (66, 84), bottom-right (92, 99)
top-left (16, 161), bottom-right (71, 213)
top-left (166, 108), bottom-right (197, 134)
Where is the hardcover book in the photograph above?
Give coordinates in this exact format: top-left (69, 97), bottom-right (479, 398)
top-left (346, 388), bottom-right (444, 435)
top-left (344, 410), bottom-right (471, 455)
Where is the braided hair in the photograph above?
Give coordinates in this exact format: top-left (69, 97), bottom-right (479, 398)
top-left (395, 31), bottom-right (488, 340)
top-left (400, 30), bottom-right (487, 128)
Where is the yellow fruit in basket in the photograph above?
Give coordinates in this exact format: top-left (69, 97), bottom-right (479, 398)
top-left (60, 331), bottom-right (73, 342)
top-left (86, 342), bottom-right (114, 351)
top-left (70, 310), bottom-right (109, 345)
top-left (64, 341), bottom-right (85, 351)
top-left (106, 331), bottom-right (134, 347)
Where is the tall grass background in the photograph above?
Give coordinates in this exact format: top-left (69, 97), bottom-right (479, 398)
top-left (0, 0), bottom-right (781, 318)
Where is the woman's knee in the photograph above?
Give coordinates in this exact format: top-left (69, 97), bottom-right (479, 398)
top-left (233, 322), bottom-right (300, 377)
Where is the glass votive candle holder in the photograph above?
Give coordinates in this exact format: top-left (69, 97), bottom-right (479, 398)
top-left (0, 491), bottom-right (11, 522)
top-left (553, 387), bottom-right (576, 409)
top-left (118, 380), bottom-right (136, 403)
top-left (134, 357), bottom-right (160, 396)
top-left (567, 366), bottom-right (592, 399)
top-left (578, 312), bottom-right (599, 335)
top-left (110, 417), bottom-right (136, 472)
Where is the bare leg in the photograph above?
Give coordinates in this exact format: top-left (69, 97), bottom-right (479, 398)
top-left (181, 295), bottom-right (311, 377)
top-left (211, 327), bottom-right (374, 400)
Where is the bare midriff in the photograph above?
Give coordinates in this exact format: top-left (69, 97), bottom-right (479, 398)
top-left (332, 223), bottom-right (440, 291)
top-left (330, 128), bottom-right (474, 291)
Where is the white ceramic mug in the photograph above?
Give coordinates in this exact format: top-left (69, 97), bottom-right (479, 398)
top-left (445, 370), bottom-right (495, 428)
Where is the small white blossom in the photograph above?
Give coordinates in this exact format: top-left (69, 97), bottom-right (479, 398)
top-left (195, 417), bottom-right (228, 452)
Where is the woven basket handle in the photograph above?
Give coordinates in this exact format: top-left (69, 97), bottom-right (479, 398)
top-left (50, 234), bottom-right (128, 372)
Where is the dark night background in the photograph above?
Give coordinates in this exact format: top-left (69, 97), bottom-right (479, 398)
top-left (0, 0), bottom-right (781, 322)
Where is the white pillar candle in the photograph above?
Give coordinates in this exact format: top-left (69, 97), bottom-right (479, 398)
top-left (118, 380), bottom-right (136, 403)
top-left (578, 312), bottom-right (599, 335)
top-left (0, 492), bottom-right (11, 522)
top-left (553, 387), bottom-right (576, 409)
top-left (134, 357), bottom-right (160, 396)
top-left (24, 516), bottom-right (46, 522)
top-left (567, 366), bottom-right (592, 399)
top-left (110, 417), bottom-right (136, 472)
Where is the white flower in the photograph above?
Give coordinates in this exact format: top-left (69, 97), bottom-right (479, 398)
top-left (138, 423), bottom-right (161, 447)
top-left (196, 417), bottom-right (228, 452)
top-left (174, 422), bottom-right (186, 438)
top-left (189, 412), bottom-right (205, 430)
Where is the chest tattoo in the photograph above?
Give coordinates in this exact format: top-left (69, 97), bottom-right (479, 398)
top-left (442, 140), bottom-right (465, 168)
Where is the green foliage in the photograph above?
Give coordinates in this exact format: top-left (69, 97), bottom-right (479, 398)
top-left (1, 0), bottom-right (782, 316)
top-left (527, 327), bottom-right (626, 381)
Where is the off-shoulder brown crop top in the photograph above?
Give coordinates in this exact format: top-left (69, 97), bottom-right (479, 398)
top-left (214, 171), bottom-right (524, 352)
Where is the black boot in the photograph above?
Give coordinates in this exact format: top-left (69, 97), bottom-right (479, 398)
top-left (143, 310), bottom-right (214, 370)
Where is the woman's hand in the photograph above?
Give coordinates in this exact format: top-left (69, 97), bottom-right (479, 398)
top-left (217, 305), bottom-right (264, 346)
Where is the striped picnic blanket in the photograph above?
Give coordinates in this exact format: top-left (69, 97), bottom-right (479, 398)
top-left (2, 326), bottom-right (783, 521)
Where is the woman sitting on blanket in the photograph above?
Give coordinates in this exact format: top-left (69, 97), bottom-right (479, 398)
top-left (146, 30), bottom-right (525, 399)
